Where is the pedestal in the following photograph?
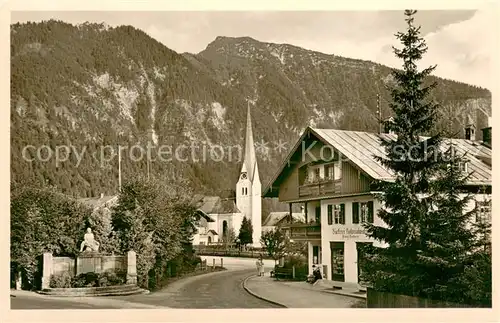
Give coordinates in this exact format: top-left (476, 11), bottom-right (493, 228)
top-left (41, 252), bottom-right (53, 290)
top-left (76, 252), bottom-right (103, 275)
top-left (126, 250), bottom-right (137, 285)
top-left (15, 271), bottom-right (22, 290)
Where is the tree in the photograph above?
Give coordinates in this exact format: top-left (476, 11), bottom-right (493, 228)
top-left (223, 227), bottom-right (236, 247)
top-left (260, 228), bottom-right (289, 263)
top-left (86, 206), bottom-right (120, 255)
top-left (238, 217), bottom-right (253, 247)
top-left (361, 9), bottom-right (489, 305)
top-left (111, 176), bottom-right (199, 289)
top-left (10, 185), bottom-right (91, 289)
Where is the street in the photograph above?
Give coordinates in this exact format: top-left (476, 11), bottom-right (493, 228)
top-left (108, 268), bottom-right (280, 308)
top-left (11, 257), bottom-right (279, 309)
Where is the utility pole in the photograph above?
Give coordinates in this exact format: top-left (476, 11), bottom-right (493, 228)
top-left (118, 146), bottom-right (122, 192)
top-left (376, 93), bottom-right (381, 134)
top-left (147, 158), bottom-right (150, 181)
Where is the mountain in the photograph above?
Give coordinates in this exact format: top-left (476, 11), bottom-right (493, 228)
top-left (10, 21), bottom-right (492, 216)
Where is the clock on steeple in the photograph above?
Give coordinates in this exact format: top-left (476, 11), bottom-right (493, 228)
top-left (240, 172), bottom-right (247, 180)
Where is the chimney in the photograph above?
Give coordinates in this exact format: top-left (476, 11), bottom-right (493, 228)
top-left (482, 117), bottom-right (492, 147)
top-left (465, 124), bottom-right (476, 141)
top-left (382, 117), bottom-right (395, 135)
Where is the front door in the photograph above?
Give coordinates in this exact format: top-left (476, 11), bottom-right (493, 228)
top-left (356, 242), bottom-right (372, 283)
top-left (330, 242), bottom-right (345, 282)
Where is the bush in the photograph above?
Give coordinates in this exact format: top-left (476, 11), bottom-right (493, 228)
top-left (66, 271), bottom-right (126, 288)
top-left (98, 270), bottom-right (126, 287)
top-left (49, 272), bottom-right (72, 288)
top-left (282, 255), bottom-right (308, 280)
top-left (71, 272), bottom-right (99, 288)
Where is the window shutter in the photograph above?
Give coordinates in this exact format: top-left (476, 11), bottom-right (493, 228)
top-left (340, 203), bottom-right (345, 224)
top-left (327, 205), bottom-right (333, 225)
top-left (352, 202), bottom-right (359, 224)
top-left (367, 201), bottom-right (374, 223)
top-left (324, 165), bottom-right (329, 179)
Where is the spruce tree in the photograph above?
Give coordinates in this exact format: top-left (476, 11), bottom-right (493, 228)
top-left (238, 217), bottom-right (253, 247)
top-left (360, 10), bottom-right (486, 303)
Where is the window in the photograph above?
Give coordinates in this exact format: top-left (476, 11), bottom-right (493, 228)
top-left (447, 161), bottom-right (468, 173)
top-left (333, 204), bottom-right (345, 224)
top-left (325, 165), bottom-right (334, 180)
top-left (315, 206), bottom-right (321, 223)
top-left (352, 201), bottom-right (374, 224)
top-left (313, 246), bottom-right (320, 264)
top-left (245, 188), bottom-right (248, 195)
top-left (327, 205), bottom-right (333, 225)
top-left (360, 203), bottom-right (369, 223)
top-left (352, 202), bottom-right (359, 224)
top-left (314, 168), bottom-right (321, 181)
top-left (459, 161), bottom-right (468, 173)
top-left (476, 200), bottom-right (491, 223)
top-left (334, 161), bottom-right (342, 180)
top-left (242, 187), bottom-right (245, 195)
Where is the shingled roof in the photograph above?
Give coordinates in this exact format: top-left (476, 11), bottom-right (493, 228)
top-left (78, 195), bottom-right (118, 210)
top-left (192, 195), bottom-right (241, 216)
top-left (263, 212), bottom-right (305, 227)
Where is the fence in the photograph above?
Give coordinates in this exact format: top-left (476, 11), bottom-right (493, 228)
top-left (195, 258), bottom-right (225, 271)
top-left (194, 245), bottom-right (270, 259)
top-left (366, 288), bottom-right (478, 308)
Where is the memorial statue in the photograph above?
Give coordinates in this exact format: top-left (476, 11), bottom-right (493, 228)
top-left (80, 228), bottom-right (100, 252)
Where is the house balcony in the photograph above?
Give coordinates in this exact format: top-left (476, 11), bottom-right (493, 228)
top-left (299, 179), bottom-right (341, 198)
top-left (284, 223), bottom-right (322, 241)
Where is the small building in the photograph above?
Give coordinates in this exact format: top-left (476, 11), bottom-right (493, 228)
top-left (191, 195), bottom-right (244, 245)
top-left (263, 126), bottom-right (491, 286)
top-left (262, 211), bottom-right (305, 233)
top-left (78, 194), bottom-right (119, 213)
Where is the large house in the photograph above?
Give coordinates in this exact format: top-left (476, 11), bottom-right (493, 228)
top-left (263, 124), bottom-right (492, 286)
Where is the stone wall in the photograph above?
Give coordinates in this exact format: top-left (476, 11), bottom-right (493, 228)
top-left (52, 256), bottom-right (75, 277)
top-left (41, 251), bottom-right (137, 290)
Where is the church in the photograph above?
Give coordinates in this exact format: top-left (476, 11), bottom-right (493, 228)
top-left (192, 103), bottom-right (262, 248)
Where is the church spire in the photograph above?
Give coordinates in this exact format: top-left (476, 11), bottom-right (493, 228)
top-left (243, 100), bottom-right (257, 182)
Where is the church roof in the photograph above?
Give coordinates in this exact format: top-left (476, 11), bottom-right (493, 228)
top-left (242, 102), bottom-right (259, 182)
top-left (263, 212), bottom-right (305, 227)
top-left (193, 195), bottom-right (241, 215)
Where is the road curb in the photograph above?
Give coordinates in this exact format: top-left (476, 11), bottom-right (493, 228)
top-left (321, 289), bottom-right (367, 300)
top-left (242, 275), bottom-right (287, 308)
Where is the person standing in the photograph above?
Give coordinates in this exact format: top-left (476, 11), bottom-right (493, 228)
top-left (259, 256), bottom-right (265, 277)
top-left (256, 257), bottom-right (262, 276)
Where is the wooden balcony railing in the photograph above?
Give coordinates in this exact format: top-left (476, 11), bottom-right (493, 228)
top-left (286, 223), bottom-right (321, 241)
top-left (299, 179), bottom-right (341, 197)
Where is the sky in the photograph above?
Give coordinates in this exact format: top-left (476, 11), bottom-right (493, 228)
top-left (11, 9), bottom-right (496, 90)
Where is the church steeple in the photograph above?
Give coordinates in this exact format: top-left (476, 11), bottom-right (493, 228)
top-left (236, 100), bottom-right (262, 248)
top-left (242, 101), bottom-right (258, 182)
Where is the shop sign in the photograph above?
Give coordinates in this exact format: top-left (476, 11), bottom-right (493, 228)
top-left (332, 228), bottom-right (366, 239)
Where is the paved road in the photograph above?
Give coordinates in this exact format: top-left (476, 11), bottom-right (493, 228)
top-left (10, 294), bottom-right (125, 309)
top-left (11, 268), bottom-right (278, 309)
top-left (108, 268), bottom-right (280, 308)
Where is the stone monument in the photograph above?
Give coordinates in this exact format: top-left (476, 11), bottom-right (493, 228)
top-left (77, 227), bottom-right (102, 274)
top-left (80, 228), bottom-right (100, 252)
